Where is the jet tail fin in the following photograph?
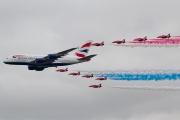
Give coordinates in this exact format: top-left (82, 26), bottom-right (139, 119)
top-left (78, 54), bottom-right (97, 61)
top-left (75, 40), bottom-right (93, 58)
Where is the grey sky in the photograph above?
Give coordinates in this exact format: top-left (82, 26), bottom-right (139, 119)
top-left (1, 0), bottom-right (180, 120)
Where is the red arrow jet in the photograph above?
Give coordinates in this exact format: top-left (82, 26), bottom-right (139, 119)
top-left (68, 71), bottom-right (80, 76)
top-left (157, 33), bottom-right (171, 39)
top-left (89, 84), bottom-right (102, 88)
top-left (95, 77), bottom-right (107, 81)
top-left (91, 41), bottom-right (104, 46)
top-left (56, 68), bottom-right (68, 72)
top-left (82, 74), bottom-right (93, 78)
top-left (133, 36), bottom-right (147, 41)
top-left (112, 39), bottom-right (125, 44)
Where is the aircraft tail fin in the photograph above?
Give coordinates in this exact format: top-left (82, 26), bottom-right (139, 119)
top-left (101, 41), bottom-right (104, 45)
top-left (168, 33), bottom-right (171, 38)
top-left (75, 40), bottom-right (93, 58)
top-left (144, 36), bottom-right (147, 40)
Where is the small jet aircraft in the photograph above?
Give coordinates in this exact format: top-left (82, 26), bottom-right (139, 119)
top-left (82, 74), bottom-right (93, 78)
top-left (56, 68), bottom-right (68, 72)
top-left (133, 36), bottom-right (147, 42)
top-left (91, 41), bottom-right (104, 46)
top-left (89, 84), bottom-right (102, 88)
top-left (3, 40), bottom-right (97, 71)
top-left (68, 71), bottom-right (80, 76)
top-left (157, 33), bottom-right (171, 39)
top-left (95, 77), bottom-right (107, 81)
top-left (112, 39), bottom-right (125, 44)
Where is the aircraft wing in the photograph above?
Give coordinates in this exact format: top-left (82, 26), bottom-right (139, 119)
top-left (44, 47), bottom-right (77, 60)
top-left (78, 54), bottom-right (97, 61)
top-left (30, 47), bottom-right (77, 64)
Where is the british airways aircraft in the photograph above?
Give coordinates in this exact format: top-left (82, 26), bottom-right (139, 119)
top-left (3, 40), bottom-right (97, 71)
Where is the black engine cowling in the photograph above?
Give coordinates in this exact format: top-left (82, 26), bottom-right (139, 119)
top-left (35, 67), bottom-right (44, 71)
top-left (48, 54), bottom-right (57, 59)
top-left (28, 66), bottom-right (44, 71)
top-left (35, 58), bottom-right (45, 63)
top-left (28, 66), bottom-right (36, 70)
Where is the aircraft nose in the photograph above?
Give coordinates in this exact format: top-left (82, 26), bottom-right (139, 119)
top-left (3, 60), bottom-right (7, 64)
top-left (3, 59), bottom-right (8, 64)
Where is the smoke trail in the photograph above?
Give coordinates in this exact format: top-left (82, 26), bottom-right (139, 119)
top-left (74, 69), bottom-right (180, 74)
top-left (132, 40), bottom-right (180, 44)
top-left (95, 73), bottom-right (180, 81)
top-left (110, 44), bottom-right (180, 48)
top-left (106, 86), bottom-right (180, 91)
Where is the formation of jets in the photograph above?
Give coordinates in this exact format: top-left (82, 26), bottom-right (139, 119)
top-left (91, 33), bottom-right (177, 45)
top-left (56, 70), bottom-right (107, 88)
top-left (4, 33), bottom-right (179, 88)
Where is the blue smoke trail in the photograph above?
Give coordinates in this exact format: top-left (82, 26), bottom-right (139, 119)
top-left (94, 73), bottom-right (180, 81)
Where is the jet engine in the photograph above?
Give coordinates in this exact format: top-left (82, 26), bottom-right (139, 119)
top-left (35, 67), bottom-right (44, 71)
top-left (28, 66), bottom-right (36, 70)
top-left (48, 54), bottom-right (58, 59)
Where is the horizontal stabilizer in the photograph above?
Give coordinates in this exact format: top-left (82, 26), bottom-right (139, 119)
top-left (78, 54), bottom-right (97, 61)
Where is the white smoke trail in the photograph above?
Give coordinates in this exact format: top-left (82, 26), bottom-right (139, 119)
top-left (109, 44), bottom-right (180, 48)
top-left (106, 86), bottom-right (180, 91)
top-left (72, 69), bottom-right (180, 74)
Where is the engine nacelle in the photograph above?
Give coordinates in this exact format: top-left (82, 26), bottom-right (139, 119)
top-left (28, 66), bottom-right (36, 70)
top-left (35, 58), bottom-right (45, 63)
top-left (48, 54), bottom-right (57, 59)
top-left (35, 67), bottom-right (44, 71)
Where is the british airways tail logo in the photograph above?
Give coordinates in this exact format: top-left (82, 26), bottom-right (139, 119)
top-left (81, 42), bottom-right (91, 48)
top-left (80, 49), bottom-right (89, 53)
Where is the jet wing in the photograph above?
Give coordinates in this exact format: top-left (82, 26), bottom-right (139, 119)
top-left (78, 54), bottom-right (97, 61)
top-left (44, 47), bottom-right (77, 60)
top-left (30, 47), bottom-right (77, 64)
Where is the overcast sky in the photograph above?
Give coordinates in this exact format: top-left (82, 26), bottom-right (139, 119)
top-left (1, 0), bottom-right (180, 120)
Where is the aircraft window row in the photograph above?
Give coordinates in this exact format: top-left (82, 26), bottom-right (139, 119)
top-left (17, 57), bottom-right (35, 59)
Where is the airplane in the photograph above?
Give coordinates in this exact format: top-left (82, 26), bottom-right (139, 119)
top-left (91, 41), bottom-right (104, 46)
top-left (133, 36), bottom-right (147, 42)
top-left (56, 68), bottom-right (68, 72)
top-left (3, 40), bottom-right (97, 71)
top-left (157, 33), bottom-right (171, 39)
top-left (95, 77), bottom-right (107, 81)
top-left (68, 71), bottom-right (80, 76)
top-left (112, 39), bottom-right (125, 44)
top-left (89, 84), bottom-right (102, 88)
top-left (82, 74), bottom-right (93, 78)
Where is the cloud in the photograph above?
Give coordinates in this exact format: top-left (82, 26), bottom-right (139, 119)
top-left (1, 0), bottom-right (180, 120)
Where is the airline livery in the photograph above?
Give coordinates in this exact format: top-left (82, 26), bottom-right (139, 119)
top-left (3, 40), bottom-right (97, 71)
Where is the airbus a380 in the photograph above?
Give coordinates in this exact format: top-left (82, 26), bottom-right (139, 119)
top-left (3, 40), bottom-right (97, 71)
